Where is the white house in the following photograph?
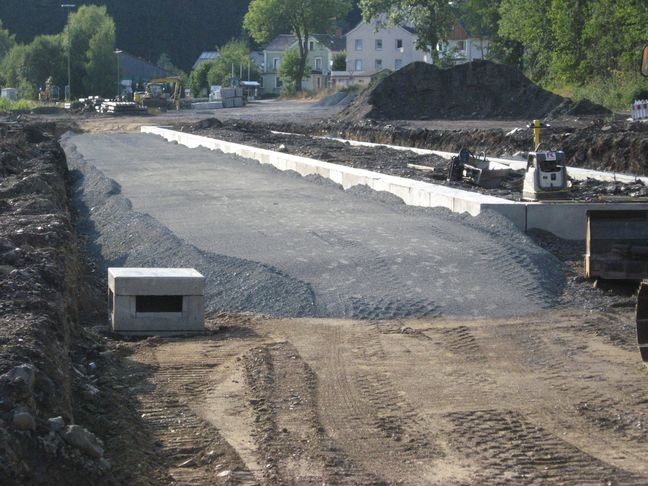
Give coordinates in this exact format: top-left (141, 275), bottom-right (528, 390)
top-left (261, 34), bottom-right (344, 94)
top-left (437, 21), bottom-right (490, 64)
top-left (332, 18), bottom-right (430, 88)
top-left (332, 18), bottom-right (489, 88)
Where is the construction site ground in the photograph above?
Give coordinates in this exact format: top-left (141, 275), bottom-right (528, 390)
top-left (1, 101), bottom-right (648, 484)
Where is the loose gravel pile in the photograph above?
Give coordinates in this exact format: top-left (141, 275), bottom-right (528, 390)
top-left (62, 135), bottom-right (317, 318)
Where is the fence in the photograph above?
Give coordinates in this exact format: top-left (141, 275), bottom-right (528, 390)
top-left (632, 99), bottom-right (648, 120)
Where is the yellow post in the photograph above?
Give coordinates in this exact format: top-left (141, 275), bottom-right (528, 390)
top-left (533, 119), bottom-right (542, 149)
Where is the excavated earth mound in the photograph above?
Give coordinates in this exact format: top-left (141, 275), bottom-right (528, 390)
top-left (0, 122), bottom-right (112, 484)
top-left (338, 60), bottom-right (610, 121)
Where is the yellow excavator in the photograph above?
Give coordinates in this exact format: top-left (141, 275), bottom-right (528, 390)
top-left (134, 76), bottom-right (182, 110)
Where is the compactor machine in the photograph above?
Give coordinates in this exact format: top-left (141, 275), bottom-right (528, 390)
top-left (522, 120), bottom-right (569, 201)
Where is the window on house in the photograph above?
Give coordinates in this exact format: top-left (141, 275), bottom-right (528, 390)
top-left (315, 57), bottom-right (322, 70)
top-left (355, 39), bottom-right (363, 51)
top-left (273, 57), bottom-right (280, 70)
top-left (457, 40), bottom-right (465, 51)
top-left (395, 59), bottom-right (403, 70)
top-left (375, 39), bottom-right (382, 50)
top-left (396, 39), bottom-right (403, 49)
top-left (309, 40), bottom-right (314, 51)
top-left (375, 59), bottom-right (382, 70)
top-left (275, 76), bottom-right (282, 88)
top-left (355, 59), bottom-right (363, 71)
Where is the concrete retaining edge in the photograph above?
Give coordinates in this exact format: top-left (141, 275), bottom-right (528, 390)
top-left (141, 126), bottom-right (648, 240)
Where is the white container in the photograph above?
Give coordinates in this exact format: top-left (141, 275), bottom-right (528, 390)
top-left (1, 88), bottom-right (18, 101)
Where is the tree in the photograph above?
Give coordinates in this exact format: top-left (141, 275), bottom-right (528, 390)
top-left (278, 47), bottom-right (311, 90)
top-left (189, 60), bottom-right (216, 97)
top-left (244, 0), bottom-right (351, 91)
top-left (205, 39), bottom-right (259, 86)
top-left (455, 0), bottom-right (499, 59)
top-left (332, 50), bottom-right (346, 70)
top-left (84, 18), bottom-right (116, 96)
top-left (497, 0), bottom-right (553, 79)
top-left (359, 0), bottom-right (455, 57)
top-left (1, 35), bottom-right (66, 98)
top-left (63, 5), bottom-right (116, 97)
top-left (0, 20), bottom-right (16, 61)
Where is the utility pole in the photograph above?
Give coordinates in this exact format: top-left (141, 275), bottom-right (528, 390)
top-left (61, 4), bottom-right (76, 101)
top-left (114, 49), bottom-right (123, 99)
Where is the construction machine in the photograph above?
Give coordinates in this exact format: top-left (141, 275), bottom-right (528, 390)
top-left (134, 76), bottom-right (182, 110)
top-left (447, 148), bottom-right (512, 189)
top-left (521, 120), bottom-right (569, 201)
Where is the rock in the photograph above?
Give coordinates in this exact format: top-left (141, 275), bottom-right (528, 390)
top-left (13, 411), bottom-right (36, 431)
top-left (63, 425), bottom-right (104, 458)
top-left (217, 470), bottom-right (231, 478)
top-left (7, 363), bottom-right (37, 390)
top-left (48, 416), bottom-right (65, 432)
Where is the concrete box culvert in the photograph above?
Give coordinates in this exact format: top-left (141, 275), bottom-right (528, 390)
top-left (108, 267), bottom-right (205, 335)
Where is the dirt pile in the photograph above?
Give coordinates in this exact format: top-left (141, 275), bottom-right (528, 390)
top-left (0, 122), bottom-right (112, 484)
top-left (338, 60), bottom-right (610, 121)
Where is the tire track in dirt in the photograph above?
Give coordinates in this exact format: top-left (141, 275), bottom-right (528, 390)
top-left (124, 337), bottom-right (260, 485)
top-left (273, 320), bottom-right (444, 483)
top-left (244, 342), bottom-right (381, 484)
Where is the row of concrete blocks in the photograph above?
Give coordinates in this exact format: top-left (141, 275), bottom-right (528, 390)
top-left (140, 126), bottom-right (648, 240)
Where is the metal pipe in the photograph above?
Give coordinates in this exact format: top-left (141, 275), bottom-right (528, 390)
top-left (61, 4), bottom-right (76, 101)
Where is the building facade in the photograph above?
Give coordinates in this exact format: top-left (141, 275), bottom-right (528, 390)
top-left (261, 34), bottom-right (343, 94)
top-left (437, 22), bottom-right (490, 64)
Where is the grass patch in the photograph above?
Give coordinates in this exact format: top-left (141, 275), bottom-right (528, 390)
top-left (552, 72), bottom-right (648, 112)
top-left (0, 98), bottom-right (34, 111)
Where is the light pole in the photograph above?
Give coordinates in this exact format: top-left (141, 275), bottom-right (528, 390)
top-left (61, 4), bottom-right (76, 101)
top-left (114, 49), bottom-right (123, 99)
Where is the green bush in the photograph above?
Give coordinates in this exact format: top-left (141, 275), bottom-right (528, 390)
top-left (558, 71), bottom-right (648, 111)
top-left (0, 98), bottom-right (33, 111)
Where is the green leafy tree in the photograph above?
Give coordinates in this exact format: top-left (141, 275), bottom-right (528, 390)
top-left (278, 47), bottom-right (312, 90)
top-left (63, 5), bottom-right (116, 97)
top-left (359, 0), bottom-right (454, 57)
top-left (84, 19), bottom-right (116, 96)
top-left (497, 0), bottom-right (553, 79)
top-left (332, 50), bottom-right (347, 70)
top-left (206, 39), bottom-right (260, 86)
top-left (1, 35), bottom-right (66, 98)
top-left (244, 0), bottom-right (351, 91)
top-left (0, 20), bottom-right (15, 61)
top-left (189, 60), bottom-right (217, 96)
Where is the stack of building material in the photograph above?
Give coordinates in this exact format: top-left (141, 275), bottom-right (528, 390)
top-left (221, 87), bottom-right (244, 108)
top-left (99, 101), bottom-right (146, 114)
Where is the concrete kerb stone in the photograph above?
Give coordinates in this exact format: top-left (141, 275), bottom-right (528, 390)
top-left (140, 125), bottom-right (525, 232)
top-left (140, 126), bottom-right (648, 240)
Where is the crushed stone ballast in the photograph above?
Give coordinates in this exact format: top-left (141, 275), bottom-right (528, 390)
top-left (140, 126), bottom-right (648, 240)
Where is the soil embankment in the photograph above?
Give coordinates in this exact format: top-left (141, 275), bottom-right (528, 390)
top-left (338, 60), bottom-right (610, 121)
top-left (0, 122), bottom-right (111, 483)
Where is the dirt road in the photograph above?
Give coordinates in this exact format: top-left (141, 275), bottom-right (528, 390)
top-left (111, 310), bottom-right (647, 484)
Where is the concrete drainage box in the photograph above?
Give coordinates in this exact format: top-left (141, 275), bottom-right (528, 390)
top-left (108, 268), bottom-right (205, 335)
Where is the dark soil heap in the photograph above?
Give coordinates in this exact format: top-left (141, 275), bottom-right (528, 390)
top-left (338, 60), bottom-right (610, 121)
top-left (0, 122), bottom-right (111, 484)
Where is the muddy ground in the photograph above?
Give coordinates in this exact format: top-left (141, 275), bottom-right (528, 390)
top-left (179, 118), bottom-right (648, 202)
